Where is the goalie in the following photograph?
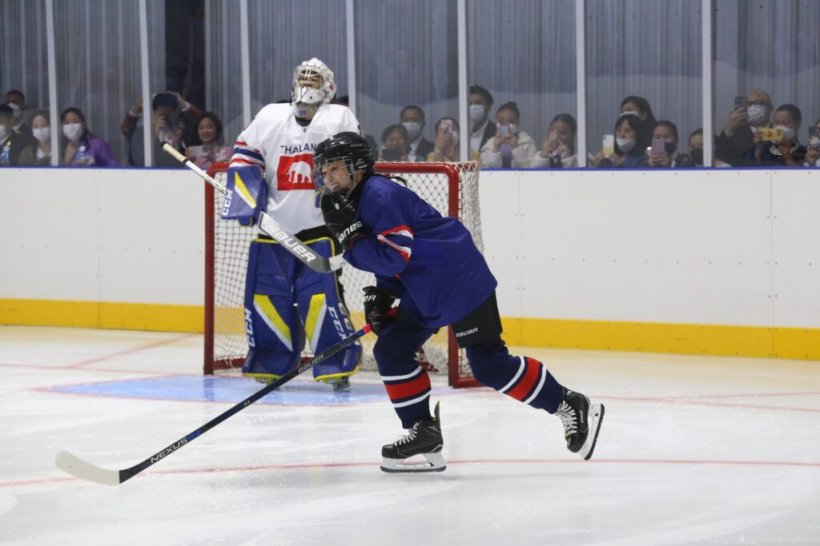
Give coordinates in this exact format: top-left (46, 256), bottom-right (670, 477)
top-left (223, 58), bottom-right (362, 391)
top-left (313, 132), bottom-right (605, 472)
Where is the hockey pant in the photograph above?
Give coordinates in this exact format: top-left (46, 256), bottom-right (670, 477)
top-left (373, 293), bottom-right (563, 428)
top-left (242, 235), bottom-right (361, 381)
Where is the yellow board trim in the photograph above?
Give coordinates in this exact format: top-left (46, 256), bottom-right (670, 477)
top-left (2, 299), bottom-right (820, 361)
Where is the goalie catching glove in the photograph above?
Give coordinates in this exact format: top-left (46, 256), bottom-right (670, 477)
top-left (363, 286), bottom-right (396, 334)
top-left (320, 191), bottom-right (367, 250)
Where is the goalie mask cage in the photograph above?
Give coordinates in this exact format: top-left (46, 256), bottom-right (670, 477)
top-left (204, 161), bottom-right (483, 388)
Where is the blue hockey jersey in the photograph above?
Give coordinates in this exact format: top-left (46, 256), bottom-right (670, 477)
top-left (344, 175), bottom-right (497, 328)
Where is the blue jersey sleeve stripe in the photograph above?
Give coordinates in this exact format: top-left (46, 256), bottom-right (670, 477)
top-left (376, 234), bottom-right (412, 262)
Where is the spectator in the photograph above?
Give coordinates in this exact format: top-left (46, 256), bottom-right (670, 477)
top-left (427, 116), bottom-right (460, 162)
top-left (480, 102), bottom-right (536, 168)
top-left (469, 85), bottom-right (496, 160)
top-left (121, 91), bottom-right (203, 167)
top-left (688, 128), bottom-right (703, 166)
top-left (647, 120), bottom-right (694, 168)
top-left (30, 109), bottom-right (53, 165)
top-left (594, 113), bottom-right (651, 168)
top-left (0, 104), bottom-right (35, 166)
top-left (804, 118), bottom-right (820, 167)
top-left (715, 89), bottom-right (774, 166)
top-left (185, 111), bottom-right (232, 170)
top-left (4, 89), bottom-right (33, 140)
top-left (620, 95), bottom-right (657, 128)
top-left (379, 123), bottom-right (410, 162)
top-left (744, 103), bottom-right (806, 167)
top-left (60, 107), bottom-right (119, 166)
top-left (531, 113), bottom-right (577, 168)
top-left (399, 105), bottom-right (434, 162)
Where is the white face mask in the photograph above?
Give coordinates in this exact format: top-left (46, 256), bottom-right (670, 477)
top-left (0, 124), bottom-right (8, 141)
top-left (774, 125), bottom-right (796, 141)
top-left (6, 103), bottom-right (21, 115)
top-left (402, 121), bottom-right (422, 141)
top-left (508, 123), bottom-right (518, 135)
top-left (469, 104), bottom-right (486, 123)
top-left (746, 105), bottom-right (767, 126)
top-left (62, 123), bottom-right (83, 142)
top-left (33, 127), bottom-right (50, 142)
top-left (616, 137), bottom-right (636, 152)
top-left (292, 86), bottom-right (324, 105)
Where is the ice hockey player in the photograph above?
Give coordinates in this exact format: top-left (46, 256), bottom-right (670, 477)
top-left (222, 58), bottom-right (362, 391)
top-left (312, 131), bottom-right (605, 472)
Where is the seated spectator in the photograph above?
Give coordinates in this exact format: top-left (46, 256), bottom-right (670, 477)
top-left (593, 113), bottom-right (651, 168)
top-left (531, 113), bottom-right (577, 168)
top-left (121, 91), bottom-right (203, 167)
top-left (804, 118), bottom-right (820, 167)
top-left (186, 112), bottom-right (232, 170)
top-left (427, 117), bottom-right (460, 162)
top-left (469, 85), bottom-right (496, 160)
top-left (647, 120), bottom-right (694, 168)
top-left (744, 103), bottom-right (806, 167)
top-left (688, 128), bottom-right (703, 166)
top-left (4, 89), bottom-right (33, 140)
top-left (620, 95), bottom-right (657, 128)
top-left (480, 102), bottom-right (536, 168)
top-left (400, 105), bottom-right (434, 162)
top-left (715, 89), bottom-right (774, 166)
top-left (30, 109), bottom-right (53, 165)
top-left (0, 104), bottom-right (35, 166)
top-left (60, 107), bottom-right (119, 166)
top-left (378, 123), bottom-right (410, 162)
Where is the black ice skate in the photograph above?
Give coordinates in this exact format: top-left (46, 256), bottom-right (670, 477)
top-left (328, 376), bottom-right (350, 392)
top-left (555, 387), bottom-right (605, 460)
top-left (381, 402), bottom-right (446, 473)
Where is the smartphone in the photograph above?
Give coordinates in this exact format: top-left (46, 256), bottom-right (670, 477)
top-left (497, 124), bottom-right (510, 138)
top-left (651, 137), bottom-right (666, 156)
top-left (602, 134), bottom-right (614, 157)
top-left (734, 96), bottom-right (748, 110)
top-left (439, 119), bottom-right (454, 134)
top-left (808, 127), bottom-right (820, 149)
top-left (757, 127), bottom-right (783, 143)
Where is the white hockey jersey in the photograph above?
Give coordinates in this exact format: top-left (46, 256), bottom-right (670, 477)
top-left (230, 103), bottom-right (360, 234)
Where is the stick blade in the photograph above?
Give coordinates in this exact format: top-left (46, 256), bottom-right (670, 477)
top-left (55, 451), bottom-right (122, 486)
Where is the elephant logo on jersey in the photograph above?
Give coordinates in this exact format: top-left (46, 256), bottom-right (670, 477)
top-left (277, 153), bottom-right (314, 191)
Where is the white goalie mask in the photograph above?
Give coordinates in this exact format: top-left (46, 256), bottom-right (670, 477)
top-left (291, 58), bottom-right (337, 106)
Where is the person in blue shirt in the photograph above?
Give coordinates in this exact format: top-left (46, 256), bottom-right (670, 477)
top-left (313, 132), bottom-right (605, 473)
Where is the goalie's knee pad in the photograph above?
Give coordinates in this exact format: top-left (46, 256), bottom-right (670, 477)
top-left (295, 237), bottom-right (362, 381)
top-left (241, 240), bottom-right (304, 377)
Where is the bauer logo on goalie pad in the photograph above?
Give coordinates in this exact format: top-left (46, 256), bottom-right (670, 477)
top-left (277, 153), bottom-right (315, 191)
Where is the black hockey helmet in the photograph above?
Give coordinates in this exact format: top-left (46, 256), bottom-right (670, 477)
top-left (313, 131), bottom-right (374, 191)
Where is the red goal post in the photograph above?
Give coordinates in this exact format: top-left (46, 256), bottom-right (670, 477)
top-left (203, 161), bottom-right (483, 388)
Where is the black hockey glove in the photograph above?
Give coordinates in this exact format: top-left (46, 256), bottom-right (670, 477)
top-left (363, 286), bottom-right (396, 335)
top-left (320, 192), bottom-right (367, 250)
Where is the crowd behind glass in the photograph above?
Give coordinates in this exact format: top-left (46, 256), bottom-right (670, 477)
top-left (3, 84), bottom-right (818, 170)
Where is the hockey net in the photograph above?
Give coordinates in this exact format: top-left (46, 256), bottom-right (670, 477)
top-left (203, 161), bottom-right (482, 388)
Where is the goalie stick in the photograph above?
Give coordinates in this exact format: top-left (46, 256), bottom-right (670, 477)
top-left (55, 321), bottom-right (374, 485)
top-left (162, 143), bottom-right (345, 273)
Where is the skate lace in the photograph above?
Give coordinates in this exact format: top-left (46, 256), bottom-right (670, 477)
top-left (393, 423), bottom-right (420, 446)
top-left (555, 400), bottom-right (578, 436)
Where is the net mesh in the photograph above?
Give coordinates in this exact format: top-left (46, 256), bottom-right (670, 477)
top-left (205, 161), bottom-right (482, 386)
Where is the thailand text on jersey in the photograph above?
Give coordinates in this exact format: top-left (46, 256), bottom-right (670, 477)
top-left (231, 103), bottom-right (360, 234)
top-left (344, 175), bottom-right (497, 328)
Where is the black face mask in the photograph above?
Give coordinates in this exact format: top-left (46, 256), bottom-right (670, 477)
top-left (665, 141), bottom-right (677, 156)
top-left (690, 148), bottom-right (703, 165)
top-left (381, 148), bottom-right (404, 161)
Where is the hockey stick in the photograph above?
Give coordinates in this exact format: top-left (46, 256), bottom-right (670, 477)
top-left (55, 322), bottom-right (373, 485)
top-left (162, 143), bottom-right (345, 273)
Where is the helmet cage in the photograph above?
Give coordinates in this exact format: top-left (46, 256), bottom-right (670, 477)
top-left (291, 58), bottom-right (337, 106)
top-left (313, 132), bottom-right (374, 193)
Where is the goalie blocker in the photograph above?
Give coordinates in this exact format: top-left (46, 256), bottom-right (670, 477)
top-left (313, 132), bottom-right (605, 473)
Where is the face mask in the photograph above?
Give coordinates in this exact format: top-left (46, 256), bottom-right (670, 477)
top-left (616, 137), bottom-right (636, 152)
top-left (33, 127), bottom-right (50, 142)
top-left (402, 121), bottom-right (422, 141)
top-left (508, 124), bottom-right (518, 135)
top-left (292, 86), bottom-right (324, 105)
top-left (0, 125), bottom-right (8, 141)
top-left (690, 148), bottom-right (703, 165)
top-left (469, 105), bottom-right (486, 123)
top-left (62, 123), bottom-right (83, 142)
top-left (746, 105), bottom-right (767, 126)
top-left (6, 103), bottom-right (21, 115)
top-left (664, 140), bottom-right (677, 155)
top-left (775, 125), bottom-right (796, 141)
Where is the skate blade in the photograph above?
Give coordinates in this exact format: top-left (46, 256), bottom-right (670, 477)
top-left (579, 403), bottom-right (605, 461)
top-left (380, 453), bottom-right (447, 473)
